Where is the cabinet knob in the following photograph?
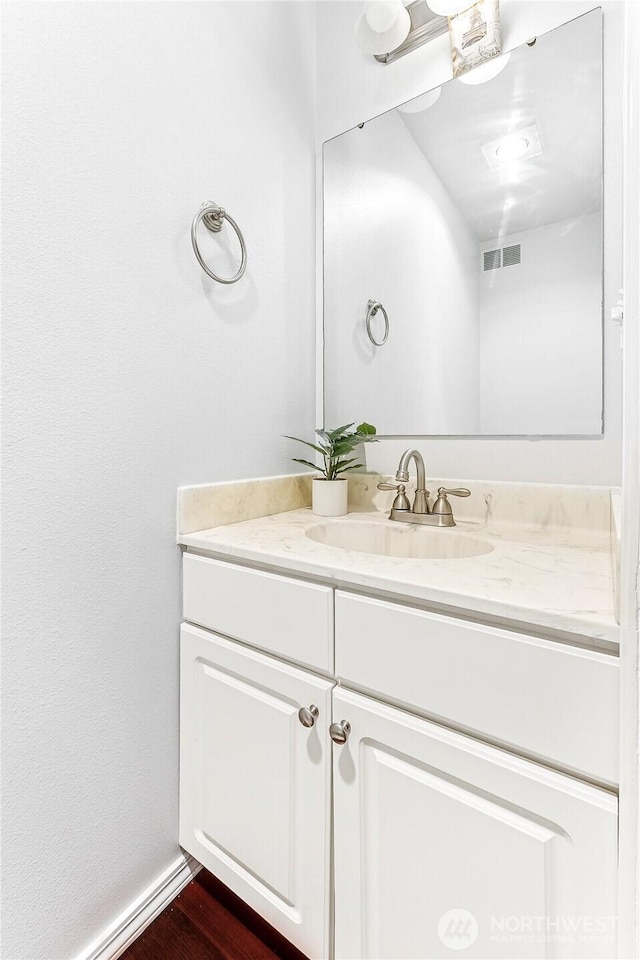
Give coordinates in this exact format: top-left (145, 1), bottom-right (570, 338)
top-left (298, 704), bottom-right (320, 728)
top-left (329, 720), bottom-right (351, 744)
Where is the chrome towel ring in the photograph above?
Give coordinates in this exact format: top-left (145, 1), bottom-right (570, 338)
top-left (191, 201), bottom-right (247, 284)
top-left (365, 299), bottom-right (389, 346)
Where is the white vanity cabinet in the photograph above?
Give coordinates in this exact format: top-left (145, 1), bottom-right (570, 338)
top-left (179, 623), bottom-right (334, 960)
top-left (332, 686), bottom-right (618, 960)
top-left (179, 555), bottom-right (619, 960)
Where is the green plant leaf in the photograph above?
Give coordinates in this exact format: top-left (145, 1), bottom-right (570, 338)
top-left (332, 441), bottom-right (357, 456)
top-left (291, 458), bottom-right (324, 474)
top-left (283, 436), bottom-right (327, 456)
top-left (327, 423), bottom-right (354, 441)
top-left (356, 422), bottom-right (377, 436)
top-left (335, 463), bottom-right (364, 474)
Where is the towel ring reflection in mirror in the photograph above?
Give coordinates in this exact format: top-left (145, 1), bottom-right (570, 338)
top-left (365, 299), bottom-right (389, 346)
top-left (191, 201), bottom-right (247, 284)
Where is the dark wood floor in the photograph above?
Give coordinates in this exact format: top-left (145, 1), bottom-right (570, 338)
top-left (121, 869), bottom-right (310, 960)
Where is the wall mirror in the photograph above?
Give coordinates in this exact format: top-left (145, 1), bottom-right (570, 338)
top-left (322, 9), bottom-right (603, 436)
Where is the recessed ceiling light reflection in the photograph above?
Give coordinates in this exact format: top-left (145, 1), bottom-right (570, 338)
top-left (495, 136), bottom-right (530, 162)
top-left (458, 51), bottom-right (511, 85)
top-left (481, 123), bottom-right (543, 171)
top-left (397, 88), bottom-right (442, 114)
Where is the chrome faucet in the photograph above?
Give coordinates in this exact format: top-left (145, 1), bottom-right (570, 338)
top-left (377, 448), bottom-right (470, 527)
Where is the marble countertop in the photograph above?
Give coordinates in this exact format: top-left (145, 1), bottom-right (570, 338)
top-left (178, 505), bottom-right (619, 647)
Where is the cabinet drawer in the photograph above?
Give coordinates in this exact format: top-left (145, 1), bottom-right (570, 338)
top-left (183, 553), bottom-right (334, 671)
top-left (335, 591), bottom-right (619, 784)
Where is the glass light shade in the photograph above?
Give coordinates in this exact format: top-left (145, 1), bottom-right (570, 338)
top-left (397, 87), bottom-right (442, 113)
top-left (457, 51), bottom-right (511, 85)
top-left (355, 1), bottom-right (411, 55)
top-left (426, 0), bottom-right (474, 15)
top-left (366, 2), bottom-right (399, 32)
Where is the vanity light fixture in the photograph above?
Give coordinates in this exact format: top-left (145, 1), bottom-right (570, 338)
top-left (359, 0), bottom-right (449, 64)
top-left (361, 0), bottom-right (503, 69)
top-left (481, 123), bottom-right (543, 171)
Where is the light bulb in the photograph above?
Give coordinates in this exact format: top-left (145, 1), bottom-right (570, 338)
top-left (365, 2), bottom-right (399, 32)
top-left (355, 1), bottom-right (411, 55)
top-left (458, 51), bottom-right (511, 85)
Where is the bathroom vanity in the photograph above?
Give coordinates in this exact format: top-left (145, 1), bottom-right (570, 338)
top-left (177, 474), bottom-right (619, 960)
top-left (177, 11), bottom-right (621, 956)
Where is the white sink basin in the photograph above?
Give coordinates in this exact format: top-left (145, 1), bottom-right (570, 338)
top-left (306, 521), bottom-right (494, 560)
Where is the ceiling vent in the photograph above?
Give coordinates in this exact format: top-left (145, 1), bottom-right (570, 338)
top-left (502, 243), bottom-right (521, 267)
top-left (483, 249), bottom-right (501, 271)
top-left (483, 243), bottom-right (522, 272)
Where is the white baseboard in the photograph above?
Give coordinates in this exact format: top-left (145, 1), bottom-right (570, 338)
top-left (76, 852), bottom-right (201, 960)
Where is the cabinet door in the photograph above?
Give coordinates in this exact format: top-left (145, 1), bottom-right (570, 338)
top-left (180, 624), bottom-right (334, 960)
top-left (333, 687), bottom-right (618, 960)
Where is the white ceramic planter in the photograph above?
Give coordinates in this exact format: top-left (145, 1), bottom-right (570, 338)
top-left (312, 478), bottom-right (348, 517)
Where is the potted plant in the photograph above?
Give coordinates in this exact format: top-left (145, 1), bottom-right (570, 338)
top-left (285, 422), bottom-right (378, 517)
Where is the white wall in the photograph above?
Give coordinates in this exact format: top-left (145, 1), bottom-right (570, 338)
top-left (324, 109), bottom-right (479, 434)
top-left (1, 3), bottom-right (316, 958)
top-left (0, 3), bottom-right (627, 957)
top-left (316, 0), bottom-right (624, 484)
top-left (479, 214), bottom-right (603, 434)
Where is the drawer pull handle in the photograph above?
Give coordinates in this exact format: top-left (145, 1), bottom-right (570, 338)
top-left (329, 720), bottom-right (352, 744)
top-left (298, 704), bottom-right (320, 728)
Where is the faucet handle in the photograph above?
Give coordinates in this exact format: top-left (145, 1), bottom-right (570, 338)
top-left (437, 487), bottom-right (471, 498)
top-left (432, 487), bottom-right (471, 521)
top-left (377, 481), bottom-right (411, 512)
